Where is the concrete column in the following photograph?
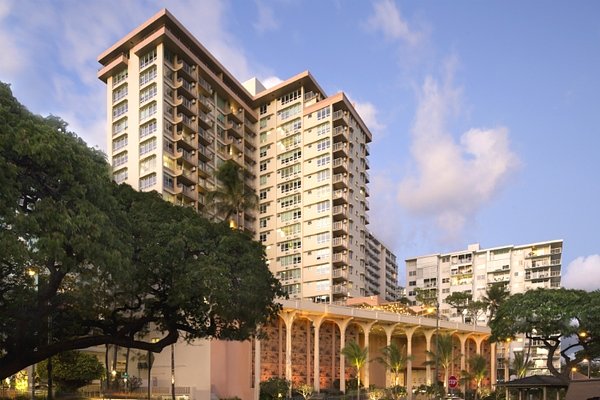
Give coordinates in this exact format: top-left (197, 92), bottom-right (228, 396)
top-left (356, 321), bottom-right (377, 388)
top-left (473, 335), bottom-right (486, 355)
top-left (382, 324), bottom-right (399, 387)
top-left (490, 342), bottom-right (497, 390)
top-left (404, 326), bottom-right (418, 400)
top-left (254, 338), bottom-right (261, 400)
top-left (335, 318), bottom-right (352, 393)
top-left (423, 329), bottom-right (435, 385)
top-left (281, 311), bottom-right (297, 387)
top-left (456, 333), bottom-right (470, 371)
top-left (311, 316), bottom-right (325, 393)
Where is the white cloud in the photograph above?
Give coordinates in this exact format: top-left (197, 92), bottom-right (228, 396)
top-left (563, 255), bottom-right (600, 291)
top-left (365, 0), bottom-right (421, 46)
top-left (352, 100), bottom-right (385, 134)
top-left (261, 76), bottom-right (284, 89)
top-left (397, 67), bottom-right (520, 242)
top-left (253, 1), bottom-right (279, 34)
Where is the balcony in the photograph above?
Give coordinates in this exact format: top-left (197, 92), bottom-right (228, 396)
top-left (177, 113), bottom-right (197, 131)
top-left (226, 108), bottom-right (243, 124)
top-left (332, 205), bottom-right (345, 220)
top-left (332, 189), bottom-right (348, 205)
top-left (198, 96), bottom-right (213, 113)
top-left (332, 173), bottom-right (348, 189)
top-left (225, 121), bottom-right (244, 139)
top-left (198, 112), bottom-right (214, 129)
top-left (175, 130), bottom-right (197, 151)
top-left (178, 168), bottom-right (197, 185)
top-left (332, 142), bottom-right (348, 158)
top-left (177, 77), bottom-right (196, 98)
top-left (197, 128), bottom-right (212, 145)
top-left (177, 96), bottom-right (197, 116)
top-left (332, 284), bottom-right (347, 294)
top-left (181, 148), bottom-right (196, 165)
top-left (332, 252), bottom-right (347, 266)
top-left (197, 145), bottom-right (214, 162)
top-left (332, 268), bottom-right (348, 280)
top-left (178, 184), bottom-right (197, 201)
top-left (244, 118), bottom-right (257, 135)
top-left (332, 236), bottom-right (348, 250)
top-left (198, 77), bottom-right (213, 95)
top-left (332, 221), bottom-right (348, 235)
top-left (332, 157), bottom-right (348, 173)
top-left (176, 60), bottom-right (196, 81)
top-left (197, 162), bottom-right (213, 179)
top-left (332, 110), bottom-right (349, 127)
top-left (332, 125), bottom-right (349, 142)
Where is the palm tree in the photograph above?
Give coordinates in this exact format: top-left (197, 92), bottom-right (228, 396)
top-left (462, 354), bottom-right (488, 400)
top-left (206, 160), bottom-right (257, 229)
top-left (376, 343), bottom-right (413, 387)
top-left (481, 283), bottom-right (509, 321)
top-left (341, 341), bottom-right (368, 400)
top-left (424, 334), bottom-right (459, 390)
top-left (511, 351), bottom-right (534, 378)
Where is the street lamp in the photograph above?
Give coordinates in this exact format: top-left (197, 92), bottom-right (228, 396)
top-left (434, 301), bottom-right (440, 392)
top-left (27, 269), bottom-right (38, 400)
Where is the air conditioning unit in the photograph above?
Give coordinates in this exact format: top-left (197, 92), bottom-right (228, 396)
top-left (192, 99), bottom-right (196, 104)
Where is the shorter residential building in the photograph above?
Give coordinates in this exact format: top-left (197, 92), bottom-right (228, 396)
top-left (365, 232), bottom-right (399, 302)
top-left (405, 240), bottom-right (563, 379)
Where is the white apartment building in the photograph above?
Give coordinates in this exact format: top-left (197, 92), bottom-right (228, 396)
top-left (97, 9), bottom-right (394, 305)
top-left (405, 240), bottom-right (563, 377)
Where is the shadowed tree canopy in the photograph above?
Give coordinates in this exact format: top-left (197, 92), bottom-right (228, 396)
top-left (489, 288), bottom-right (600, 381)
top-left (0, 83), bottom-right (284, 379)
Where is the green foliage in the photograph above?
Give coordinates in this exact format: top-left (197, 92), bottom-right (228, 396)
top-left (424, 334), bottom-right (460, 389)
top-left (375, 343), bottom-right (412, 386)
top-left (445, 291), bottom-right (471, 321)
top-left (37, 351), bottom-right (103, 393)
top-left (415, 288), bottom-right (437, 307)
top-left (465, 300), bottom-right (487, 325)
top-left (296, 383), bottom-right (313, 400)
top-left (462, 354), bottom-right (488, 400)
top-left (489, 288), bottom-right (600, 379)
top-left (0, 83), bottom-right (284, 379)
top-left (342, 341), bottom-right (369, 400)
top-left (481, 283), bottom-right (509, 321)
top-left (207, 160), bottom-right (258, 229)
top-left (510, 351), bottom-right (534, 378)
top-left (259, 377), bottom-right (290, 400)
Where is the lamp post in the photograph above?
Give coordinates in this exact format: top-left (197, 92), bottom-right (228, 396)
top-left (27, 269), bottom-right (38, 400)
top-left (583, 359), bottom-right (590, 379)
top-left (434, 301), bottom-right (440, 393)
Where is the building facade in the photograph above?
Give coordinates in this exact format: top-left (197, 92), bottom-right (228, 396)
top-left (405, 240), bottom-right (563, 377)
top-left (98, 9), bottom-right (394, 305)
top-left (365, 232), bottom-right (399, 302)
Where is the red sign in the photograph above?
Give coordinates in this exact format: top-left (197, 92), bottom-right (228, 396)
top-left (448, 375), bottom-right (458, 388)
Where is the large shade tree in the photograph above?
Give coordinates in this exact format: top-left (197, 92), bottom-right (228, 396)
top-left (0, 83), bottom-right (284, 379)
top-left (490, 288), bottom-right (600, 381)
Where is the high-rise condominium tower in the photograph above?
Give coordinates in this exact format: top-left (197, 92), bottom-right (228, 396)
top-left (98, 9), bottom-right (396, 304)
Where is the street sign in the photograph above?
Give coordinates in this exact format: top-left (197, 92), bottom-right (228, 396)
top-left (448, 375), bottom-right (458, 388)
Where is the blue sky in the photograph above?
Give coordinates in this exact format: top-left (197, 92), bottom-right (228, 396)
top-left (1, 0), bottom-right (599, 289)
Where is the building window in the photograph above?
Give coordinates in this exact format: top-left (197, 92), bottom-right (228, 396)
top-left (279, 134), bottom-right (301, 151)
top-left (316, 169), bottom-right (330, 182)
top-left (112, 101), bottom-right (128, 119)
top-left (280, 209), bottom-right (301, 222)
top-left (259, 117), bottom-right (269, 130)
top-left (259, 189), bottom-right (269, 200)
top-left (279, 239), bottom-right (301, 252)
top-left (259, 233), bottom-right (268, 243)
top-left (316, 106), bottom-right (331, 120)
top-left (280, 193), bottom-right (301, 208)
top-left (139, 173), bottom-right (157, 190)
top-left (408, 281), bottom-right (416, 286)
top-left (315, 248), bottom-right (330, 260)
top-left (259, 217), bottom-right (269, 228)
top-left (139, 138), bottom-right (157, 155)
top-left (112, 118), bottom-right (128, 136)
top-left (112, 152), bottom-right (128, 168)
top-left (113, 168), bottom-right (128, 183)
top-left (260, 160), bottom-right (269, 172)
top-left (280, 223), bottom-right (301, 237)
top-left (316, 232), bottom-right (330, 244)
top-left (279, 89), bottom-right (301, 105)
top-left (259, 104), bottom-right (268, 115)
top-left (139, 119), bottom-right (157, 139)
top-left (280, 118), bottom-right (302, 134)
top-left (112, 136), bottom-right (128, 151)
top-left (315, 122), bottom-right (331, 136)
top-left (260, 145), bottom-right (269, 158)
top-left (280, 149), bottom-right (301, 165)
top-left (279, 179), bottom-right (301, 194)
top-left (112, 85), bottom-right (128, 103)
top-left (408, 271), bottom-right (417, 276)
top-left (316, 200), bottom-right (330, 213)
top-left (139, 84), bottom-right (157, 103)
top-left (139, 66), bottom-right (157, 86)
top-left (259, 203), bottom-right (268, 214)
top-left (316, 139), bottom-right (331, 152)
top-left (139, 48), bottom-right (157, 69)
top-left (315, 154), bottom-right (330, 167)
top-left (112, 69), bottom-right (128, 87)
top-left (277, 103), bottom-right (301, 121)
top-left (139, 101), bottom-right (157, 121)
top-left (139, 156), bottom-right (156, 175)
top-left (279, 254), bottom-right (301, 266)
top-left (260, 174), bottom-right (269, 186)
top-left (279, 164), bottom-right (301, 179)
